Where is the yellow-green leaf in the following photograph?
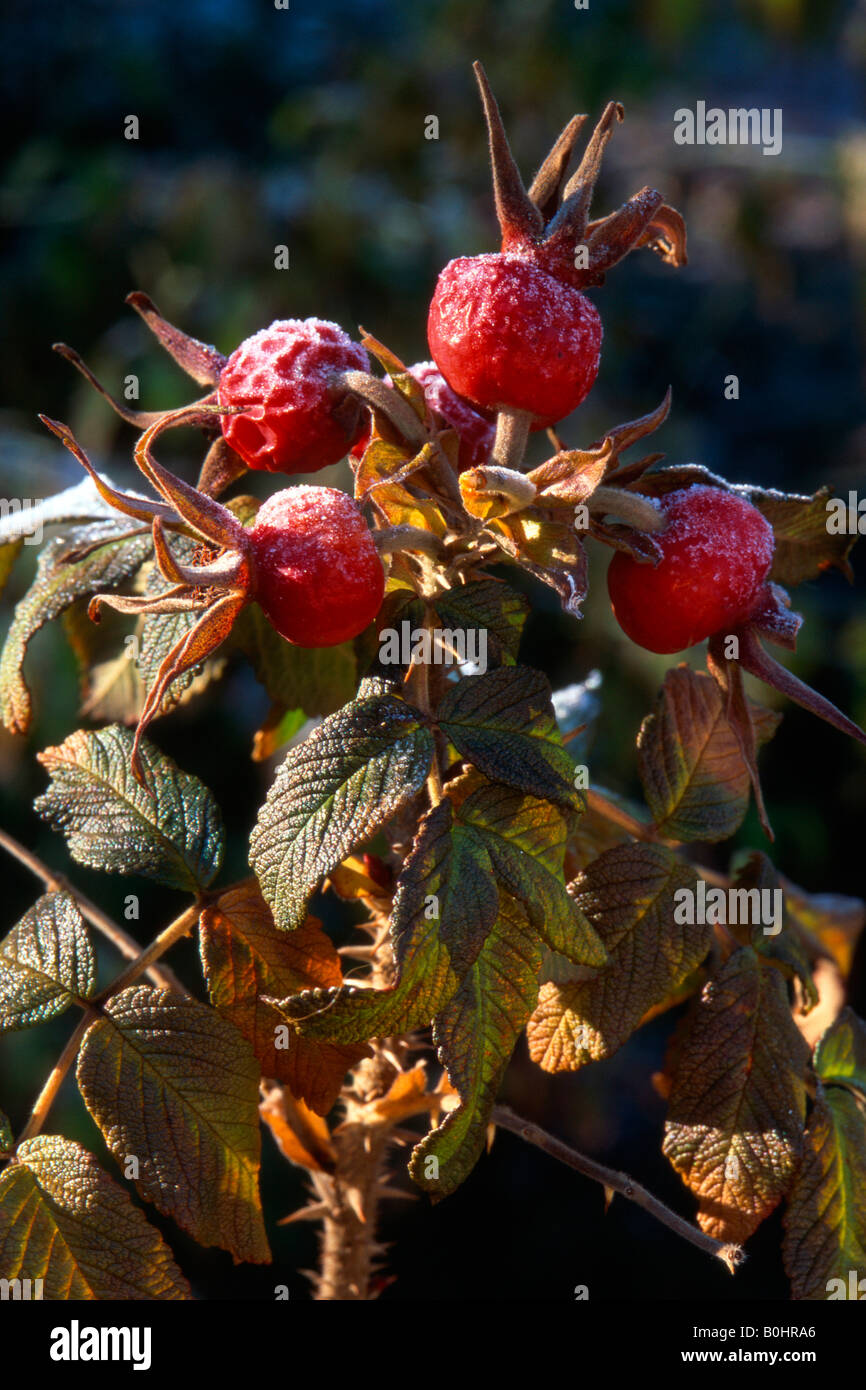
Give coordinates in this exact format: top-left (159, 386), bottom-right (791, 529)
top-left (76, 985), bottom-right (270, 1264)
top-left (0, 1135), bottom-right (190, 1299)
top-left (35, 724), bottom-right (224, 892)
top-left (783, 1086), bottom-right (866, 1299)
top-left (0, 892), bottom-right (95, 1029)
top-left (813, 1007), bottom-right (866, 1096)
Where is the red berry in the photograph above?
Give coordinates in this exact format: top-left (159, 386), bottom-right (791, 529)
top-left (218, 319), bottom-right (369, 474)
top-left (607, 485), bottom-right (775, 654)
top-left (351, 360), bottom-right (495, 470)
top-left (427, 253), bottom-right (602, 427)
top-left (250, 486), bottom-right (384, 647)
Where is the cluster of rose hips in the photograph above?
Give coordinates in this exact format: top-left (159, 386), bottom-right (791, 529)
top-left (44, 62), bottom-right (864, 776)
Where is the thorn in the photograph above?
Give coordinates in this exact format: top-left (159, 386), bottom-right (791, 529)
top-left (603, 1185), bottom-right (615, 1212)
top-left (277, 1201), bottom-right (331, 1226)
top-left (346, 1187), bottom-right (367, 1224)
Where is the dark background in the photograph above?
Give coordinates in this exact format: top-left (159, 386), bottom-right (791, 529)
top-left (1, 0), bottom-right (864, 1300)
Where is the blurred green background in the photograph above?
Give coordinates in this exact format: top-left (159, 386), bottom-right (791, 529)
top-left (1, 0), bottom-right (865, 1301)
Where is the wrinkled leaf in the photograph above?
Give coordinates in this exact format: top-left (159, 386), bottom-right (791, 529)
top-left (35, 725), bottom-right (224, 892)
top-left (527, 843), bottom-right (705, 1071)
top-left (0, 1135), bottom-right (191, 1299)
top-left (813, 1007), bottom-right (866, 1096)
top-left (251, 693), bottom-right (433, 932)
top-left (429, 580), bottom-right (529, 667)
top-left (438, 665), bottom-right (580, 809)
top-left (76, 985), bottom-right (270, 1263)
top-left (0, 522), bottom-right (151, 735)
top-left (410, 893), bottom-right (540, 1197)
top-left (750, 485), bottom-right (858, 587)
top-left (783, 1086), bottom-right (866, 1300)
top-left (781, 876), bottom-right (865, 979)
top-left (0, 892), bottom-right (95, 1030)
top-left (232, 601), bottom-right (356, 717)
top-left (638, 666), bottom-right (780, 842)
top-left (663, 946), bottom-right (809, 1243)
top-left (199, 880), bottom-right (367, 1115)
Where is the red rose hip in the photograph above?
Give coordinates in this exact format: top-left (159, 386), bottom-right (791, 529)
top-left (250, 486), bottom-right (384, 647)
top-left (427, 253), bottom-right (602, 428)
top-left (218, 318), bottom-right (369, 474)
top-left (351, 360), bottom-right (495, 471)
top-left (607, 485), bottom-right (774, 654)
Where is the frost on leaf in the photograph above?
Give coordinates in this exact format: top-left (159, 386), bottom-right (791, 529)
top-left (35, 724), bottom-right (224, 892)
top-left (251, 692), bottom-right (434, 932)
top-left (0, 892), bottom-right (95, 1029)
top-left (76, 985), bottom-right (270, 1264)
top-left (0, 1135), bottom-right (191, 1299)
top-left (663, 946), bottom-right (809, 1243)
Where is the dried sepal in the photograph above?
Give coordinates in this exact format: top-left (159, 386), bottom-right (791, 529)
top-left (52, 344), bottom-right (166, 429)
top-left (125, 291), bottom-right (227, 387)
top-left (473, 61), bottom-right (543, 249)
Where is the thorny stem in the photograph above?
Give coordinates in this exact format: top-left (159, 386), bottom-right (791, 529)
top-left (13, 903), bottom-right (201, 1148)
top-left (492, 1106), bottom-right (745, 1274)
top-left (0, 826), bottom-right (185, 993)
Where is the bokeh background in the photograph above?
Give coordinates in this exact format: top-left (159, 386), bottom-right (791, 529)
top-left (1, 0), bottom-right (865, 1300)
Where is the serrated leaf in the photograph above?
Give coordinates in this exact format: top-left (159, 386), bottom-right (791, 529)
top-left (251, 693), bottom-right (433, 932)
top-left (750, 486), bottom-right (858, 587)
top-left (35, 725), bottom-right (224, 892)
top-left (272, 797), bottom-right (498, 1042)
top-left (438, 665), bottom-right (580, 809)
top-left (638, 666), bottom-right (781, 842)
top-left (813, 1007), bottom-right (866, 1096)
top-left (76, 985), bottom-right (270, 1263)
top-left (429, 580), bottom-right (529, 667)
top-left (663, 946), bottom-right (809, 1243)
top-left (232, 601), bottom-right (356, 716)
top-left (527, 843), bottom-right (706, 1072)
top-left (0, 476), bottom-right (124, 546)
top-left (410, 893), bottom-right (541, 1198)
top-left (0, 522), bottom-right (151, 735)
top-left (199, 879), bottom-right (367, 1115)
top-left (0, 1135), bottom-right (191, 1299)
top-left (0, 892), bottom-right (95, 1029)
top-left (456, 777), bottom-right (606, 967)
top-left (782, 1085), bottom-right (866, 1299)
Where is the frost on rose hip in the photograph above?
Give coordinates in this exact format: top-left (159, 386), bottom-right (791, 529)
top-left (427, 254), bottom-right (602, 428)
top-left (250, 485), bottom-right (384, 647)
top-left (607, 485), bottom-right (775, 654)
top-left (218, 318), bottom-right (369, 474)
top-left (352, 359), bottom-right (495, 470)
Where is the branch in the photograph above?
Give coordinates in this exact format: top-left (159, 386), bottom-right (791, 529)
top-left (492, 1106), bottom-right (744, 1274)
top-left (0, 827), bottom-right (186, 993)
top-left (584, 789), bottom-right (728, 888)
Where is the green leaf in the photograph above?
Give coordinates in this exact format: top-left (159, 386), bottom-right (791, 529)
top-left (638, 666), bottom-right (781, 842)
top-left (232, 601), bottom-right (356, 716)
top-left (410, 893), bottom-right (541, 1197)
top-left (251, 692), bottom-right (433, 932)
top-left (0, 522), bottom-right (151, 735)
top-left (663, 947), bottom-right (809, 1243)
top-left (35, 724), bottom-right (224, 892)
top-left (456, 777), bottom-right (606, 967)
top-left (76, 985), bottom-right (270, 1264)
top-left (527, 843), bottom-right (706, 1071)
top-left (438, 665), bottom-right (580, 809)
top-left (271, 797), bottom-right (498, 1041)
top-left (199, 880), bottom-right (368, 1115)
top-left (813, 1007), bottom-right (866, 1097)
top-left (0, 892), bottom-right (96, 1029)
top-left (0, 1135), bottom-right (191, 1299)
top-left (782, 1085), bottom-right (866, 1299)
top-left (428, 580), bottom-right (529, 667)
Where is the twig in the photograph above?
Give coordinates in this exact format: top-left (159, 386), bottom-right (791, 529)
top-left (492, 1106), bottom-right (744, 1274)
top-left (15, 902), bottom-right (202, 1147)
top-left (0, 827), bottom-right (187, 994)
top-left (585, 789), bottom-right (728, 887)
